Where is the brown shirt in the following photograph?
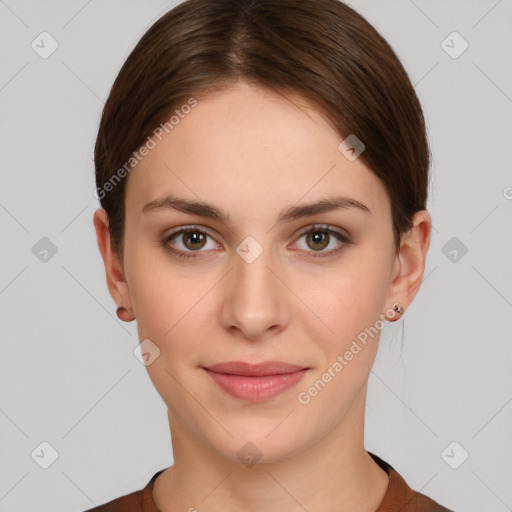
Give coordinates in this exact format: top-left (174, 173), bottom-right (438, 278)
top-left (84, 452), bottom-right (454, 511)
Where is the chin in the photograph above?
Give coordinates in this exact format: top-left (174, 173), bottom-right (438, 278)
top-left (202, 425), bottom-right (311, 466)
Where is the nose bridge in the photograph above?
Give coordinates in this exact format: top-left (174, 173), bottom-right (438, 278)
top-left (237, 248), bottom-right (274, 292)
top-left (221, 238), bottom-right (288, 338)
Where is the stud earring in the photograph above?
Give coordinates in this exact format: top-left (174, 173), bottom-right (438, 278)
top-left (389, 302), bottom-right (404, 322)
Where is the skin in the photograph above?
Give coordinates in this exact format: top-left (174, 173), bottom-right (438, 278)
top-left (94, 81), bottom-right (431, 511)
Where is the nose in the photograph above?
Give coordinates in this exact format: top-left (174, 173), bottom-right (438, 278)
top-left (220, 247), bottom-right (290, 341)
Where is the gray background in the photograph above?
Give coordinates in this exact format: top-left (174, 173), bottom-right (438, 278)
top-left (1, 1), bottom-right (511, 511)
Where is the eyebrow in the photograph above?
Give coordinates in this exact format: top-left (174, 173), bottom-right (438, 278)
top-left (142, 194), bottom-right (371, 224)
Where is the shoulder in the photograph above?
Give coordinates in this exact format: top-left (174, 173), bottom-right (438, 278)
top-left (369, 451), bottom-right (455, 512)
top-left (83, 469), bottom-right (166, 512)
top-left (84, 490), bottom-right (143, 511)
top-left (387, 472), bottom-right (455, 512)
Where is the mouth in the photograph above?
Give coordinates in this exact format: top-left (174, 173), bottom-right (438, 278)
top-left (202, 361), bottom-right (309, 402)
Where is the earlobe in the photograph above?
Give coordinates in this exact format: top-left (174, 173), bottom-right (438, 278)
top-left (93, 208), bottom-right (133, 312)
top-left (116, 306), bottom-right (135, 322)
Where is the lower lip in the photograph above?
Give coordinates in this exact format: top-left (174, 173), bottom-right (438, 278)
top-left (203, 368), bottom-right (308, 402)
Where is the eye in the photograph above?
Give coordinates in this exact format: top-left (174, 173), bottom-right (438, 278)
top-left (291, 224), bottom-right (350, 258)
top-left (161, 223), bottom-right (351, 261)
top-left (161, 226), bottom-right (219, 260)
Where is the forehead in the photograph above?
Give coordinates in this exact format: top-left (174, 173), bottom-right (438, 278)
top-left (125, 82), bottom-right (390, 222)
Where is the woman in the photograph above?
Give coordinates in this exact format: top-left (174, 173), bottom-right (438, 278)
top-left (90, 0), bottom-right (454, 510)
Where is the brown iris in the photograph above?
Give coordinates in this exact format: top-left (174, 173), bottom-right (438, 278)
top-left (182, 230), bottom-right (207, 250)
top-left (306, 229), bottom-right (329, 251)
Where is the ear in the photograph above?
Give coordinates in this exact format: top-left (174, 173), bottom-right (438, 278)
top-left (93, 208), bottom-right (133, 310)
top-left (385, 210), bottom-right (432, 312)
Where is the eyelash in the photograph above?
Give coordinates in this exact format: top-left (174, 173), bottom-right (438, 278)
top-left (160, 224), bottom-right (351, 260)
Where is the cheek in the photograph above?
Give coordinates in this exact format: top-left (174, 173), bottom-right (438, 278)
top-left (126, 255), bottom-right (217, 376)
top-left (305, 252), bottom-right (390, 321)
top-left (296, 270), bottom-right (386, 413)
top-left (123, 236), bottom-right (193, 336)
top-left (128, 272), bottom-right (175, 339)
top-left (296, 251), bottom-right (392, 364)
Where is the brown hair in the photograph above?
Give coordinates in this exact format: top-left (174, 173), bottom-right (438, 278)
top-left (94, 0), bottom-right (430, 263)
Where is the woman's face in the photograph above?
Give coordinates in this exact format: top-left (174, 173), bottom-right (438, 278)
top-left (98, 81), bottom-right (422, 464)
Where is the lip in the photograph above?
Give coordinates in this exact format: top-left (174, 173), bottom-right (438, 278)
top-left (202, 361), bottom-right (308, 402)
top-left (205, 360), bottom-right (306, 376)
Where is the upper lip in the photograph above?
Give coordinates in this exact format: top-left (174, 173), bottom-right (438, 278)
top-left (203, 361), bottom-right (307, 377)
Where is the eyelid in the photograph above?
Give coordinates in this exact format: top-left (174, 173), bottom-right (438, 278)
top-left (294, 223), bottom-right (348, 239)
top-left (165, 224), bottom-right (217, 238)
